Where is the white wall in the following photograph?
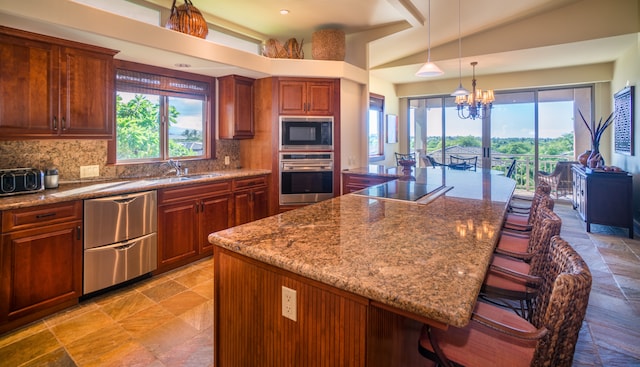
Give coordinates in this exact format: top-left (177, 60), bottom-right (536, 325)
top-left (610, 33), bottom-right (640, 223)
top-left (369, 75), bottom-right (400, 167)
top-left (340, 79), bottom-right (367, 170)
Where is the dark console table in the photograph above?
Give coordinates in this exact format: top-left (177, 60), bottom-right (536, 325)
top-left (572, 164), bottom-right (633, 238)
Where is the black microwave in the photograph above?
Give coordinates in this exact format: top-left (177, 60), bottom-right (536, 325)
top-left (280, 116), bottom-right (333, 151)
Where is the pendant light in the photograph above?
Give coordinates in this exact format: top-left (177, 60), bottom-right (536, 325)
top-left (415, 0), bottom-right (443, 77)
top-left (451, 0), bottom-right (469, 96)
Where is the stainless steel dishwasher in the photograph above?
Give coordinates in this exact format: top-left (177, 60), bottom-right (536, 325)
top-left (83, 190), bottom-right (157, 295)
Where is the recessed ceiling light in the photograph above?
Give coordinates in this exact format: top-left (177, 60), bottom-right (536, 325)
top-left (280, 9), bottom-right (289, 15)
top-left (175, 63), bottom-right (191, 68)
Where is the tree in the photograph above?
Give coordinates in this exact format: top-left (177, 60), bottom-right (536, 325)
top-left (116, 94), bottom-right (197, 160)
top-left (116, 94), bottom-right (160, 160)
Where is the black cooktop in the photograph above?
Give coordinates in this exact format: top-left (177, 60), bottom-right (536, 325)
top-left (355, 180), bottom-right (444, 202)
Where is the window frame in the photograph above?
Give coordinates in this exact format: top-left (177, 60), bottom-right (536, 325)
top-left (108, 60), bottom-right (216, 165)
top-left (369, 93), bottom-right (385, 161)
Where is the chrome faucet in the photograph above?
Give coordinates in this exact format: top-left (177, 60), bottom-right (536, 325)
top-left (165, 159), bottom-right (183, 176)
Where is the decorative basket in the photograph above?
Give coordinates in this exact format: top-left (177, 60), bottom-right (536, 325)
top-left (263, 38), bottom-right (304, 59)
top-left (165, 0), bottom-right (209, 39)
top-left (312, 29), bottom-right (345, 61)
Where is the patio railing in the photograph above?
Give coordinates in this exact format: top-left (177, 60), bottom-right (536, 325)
top-left (420, 150), bottom-right (575, 193)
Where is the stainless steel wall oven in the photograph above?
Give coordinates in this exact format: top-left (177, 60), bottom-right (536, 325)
top-left (280, 153), bottom-right (333, 205)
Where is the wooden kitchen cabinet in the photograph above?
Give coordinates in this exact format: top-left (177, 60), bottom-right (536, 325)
top-left (572, 165), bottom-right (633, 238)
top-left (278, 78), bottom-right (337, 115)
top-left (0, 201), bottom-right (82, 334)
top-left (342, 172), bottom-right (397, 194)
top-left (233, 175), bottom-right (269, 226)
top-left (0, 26), bottom-right (117, 139)
top-left (157, 180), bottom-right (233, 273)
top-left (218, 75), bottom-right (255, 139)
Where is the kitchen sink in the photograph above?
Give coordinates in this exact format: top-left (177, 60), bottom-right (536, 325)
top-left (158, 173), bottom-right (221, 183)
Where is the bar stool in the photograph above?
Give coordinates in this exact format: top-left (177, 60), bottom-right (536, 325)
top-left (481, 206), bottom-right (562, 320)
top-left (505, 181), bottom-right (551, 232)
top-left (418, 236), bottom-right (592, 367)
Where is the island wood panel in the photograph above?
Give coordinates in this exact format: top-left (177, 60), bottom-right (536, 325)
top-left (367, 305), bottom-right (428, 367)
top-left (214, 247), bottom-right (367, 367)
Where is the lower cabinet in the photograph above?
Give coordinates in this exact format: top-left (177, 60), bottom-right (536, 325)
top-left (157, 174), bottom-right (269, 274)
top-left (571, 165), bottom-right (633, 238)
top-left (0, 201), bottom-right (82, 334)
top-left (233, 175), bottom-right (269, 226)
top-left (157, 180), bottom-right (233, 274)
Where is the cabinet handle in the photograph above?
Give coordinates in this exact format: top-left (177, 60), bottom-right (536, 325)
top-left (53, 117), bottom-right (58, 131)
top-left (36, 212), bottom-right (56, 219)
top-left (201, 203), bottom-right (205, 212)
top-left (195, 204), bottom-right (199, 214)
top-left (61, 117), bottom-right (67, 131)
top-left (76, 225), bottom-right (81, 240)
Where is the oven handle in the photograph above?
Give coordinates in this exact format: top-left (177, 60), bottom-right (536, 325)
top-left (282, 165), bottom-right (333, 172)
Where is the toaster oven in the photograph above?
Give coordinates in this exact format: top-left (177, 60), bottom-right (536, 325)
top-left (0, 168), bottom-right (45, 196)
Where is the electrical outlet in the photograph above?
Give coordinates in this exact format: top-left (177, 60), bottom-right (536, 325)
top-left (224, 156), bottom-right (230, 165)
top-left (80, 165), bottom-right (99, 178)
top-left (282, 286), bottom-right (297, 321)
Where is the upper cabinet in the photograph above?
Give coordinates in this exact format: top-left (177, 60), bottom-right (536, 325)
top-left (0, 26), bottom-right (117, 139)
top-left (218, 75), bottom-right (255, 139)
top-left (278, 78), bottom-right (336, 116)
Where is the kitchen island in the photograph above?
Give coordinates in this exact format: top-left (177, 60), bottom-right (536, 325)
top-left (209, 167), bottom-right (515, 366)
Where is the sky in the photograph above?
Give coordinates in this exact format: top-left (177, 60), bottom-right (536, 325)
top-left (423, 100), bottom-right (575, 139)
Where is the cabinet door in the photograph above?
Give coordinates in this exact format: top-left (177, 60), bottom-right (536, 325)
top-left (306, 81), bottom-right (334, 115)
top-left (0, 34), bottom-right (57, 137)
top-left (251, 187), bottom-right (269, 222)
top-left (157, 201), bottom-right (198, 271)
top-left (199, 194), bottom-right (233, 253)
top-left (233, 190), bottom-right (252, 226)
top-left (578, 175), bottom-right (586, 219)
top-left (59, 47), bottom-right (114, 138)
top-left (219, 75), bottom-right (255, 139)
top-left (1, 221), bottom-right (82, 322)
top-left (279, 80), bottom-right (307, 115)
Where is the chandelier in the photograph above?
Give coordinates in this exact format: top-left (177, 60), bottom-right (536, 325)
top-left (454, 62), bottom-right (494, 120)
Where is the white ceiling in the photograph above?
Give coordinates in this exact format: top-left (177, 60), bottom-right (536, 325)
top-left (1, 0), bottom-right (637, 85)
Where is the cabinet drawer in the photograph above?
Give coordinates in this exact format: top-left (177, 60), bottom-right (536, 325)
top-left (233, 175), bottom-right (267, 190)
top-left (2, 201), bottom-right (81, 232)
top-left (159, 180), bottom-right (231, 204)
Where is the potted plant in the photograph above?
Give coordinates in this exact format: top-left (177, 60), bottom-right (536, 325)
top-left (578, 110), bottom-right (614, 168)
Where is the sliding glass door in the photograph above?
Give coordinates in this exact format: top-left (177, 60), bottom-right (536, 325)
top-left (409, 85), bottom-right (592, 192)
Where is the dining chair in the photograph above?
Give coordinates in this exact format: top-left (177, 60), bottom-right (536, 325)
top-left (418, 235), bottom-right (592, 367)
top-left (481, 205), bottom-right (562, 320)
top-left (449, 155), bottom-right (477, 171)
top-left (505, 159), bottom-right (517, 179)
top-left (395, 152), bottom-right (415, 165)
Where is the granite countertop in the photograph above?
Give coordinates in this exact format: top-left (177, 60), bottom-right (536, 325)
top-left (0, 169), bottom-right (270, 211)
top-left (209, 167), bottom-right (516, 328)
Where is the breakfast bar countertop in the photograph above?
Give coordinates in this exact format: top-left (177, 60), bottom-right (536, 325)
top-left (209, 167), bottom-right (516, 328)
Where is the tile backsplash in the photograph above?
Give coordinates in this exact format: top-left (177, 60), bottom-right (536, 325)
top-left (0, 139), bottom-right (240, 182)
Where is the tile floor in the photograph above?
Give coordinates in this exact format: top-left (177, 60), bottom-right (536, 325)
top-left (0, 202), bottom-right (638, 366)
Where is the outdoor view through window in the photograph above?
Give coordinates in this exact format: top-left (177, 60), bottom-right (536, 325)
top-left (410, 86), bottom-right (591, 192)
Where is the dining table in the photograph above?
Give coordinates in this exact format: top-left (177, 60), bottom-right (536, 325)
top-left (209, 166), bottom-right (516, 366)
